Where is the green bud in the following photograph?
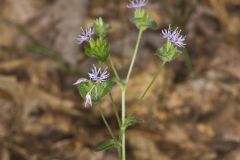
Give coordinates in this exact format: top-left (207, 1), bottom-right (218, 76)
top-left (94, 17), bottom-right (111, 38)
top-left (156, 41), bottom-right (180, 62)
top-left (84, 38), bottom-right (110, 63)
top-left (131, 9), bottom-right (157, 31)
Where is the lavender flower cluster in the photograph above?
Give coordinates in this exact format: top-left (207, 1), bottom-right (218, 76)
top-left (161, 25), bottom-right (186, 48)
top-left (127, 0), bottom-right (148, 9)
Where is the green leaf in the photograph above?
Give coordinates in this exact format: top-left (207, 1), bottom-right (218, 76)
top-left (93, 79), bottom-right (113, 101)
top-left (147, 20), bottom-right (158, 29)
top-left (78, 81), bottom-right (94, 98)
top-left (78, 79), bottom-right (113, 102)
top-left (124, 117), bottom-right (144, 128)
top-left (95, 139), bottom-right (117, 152)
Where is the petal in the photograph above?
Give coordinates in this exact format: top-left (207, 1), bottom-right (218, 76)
top-left (73, 78), bottom-right (89, 85)
top-left (84, 94), bottom-right (92, 107)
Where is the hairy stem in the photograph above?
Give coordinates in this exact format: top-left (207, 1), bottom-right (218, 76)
top-left (139, 62), bottom-right (166, 100)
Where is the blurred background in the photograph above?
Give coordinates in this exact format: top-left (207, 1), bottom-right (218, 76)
top-left (0, 0), bottom-right (240, 160)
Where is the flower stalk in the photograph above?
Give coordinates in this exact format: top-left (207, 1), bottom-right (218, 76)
top-left (126, 29), bottom-right (144, 84)
top-left (119, 28), bottom-right (144, 160)
top-left (139, 61), bottom-right (166, 100)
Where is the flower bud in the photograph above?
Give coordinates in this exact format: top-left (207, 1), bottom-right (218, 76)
top-left (131, 9), bottom-right (157, 31)
top-left (94, 17), bottom-right (111, 38)
top-left (84, 38), bottom-right (110, 63)
top-left (156, 41), bottom-right (179, 62)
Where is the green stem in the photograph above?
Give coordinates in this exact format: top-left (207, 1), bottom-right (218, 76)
top-left (118, 146), bottom-right (122, 160)
top-left (109, 55), bottom-right (120, 80)
top-left (118, 29), bottom-right (144, 160)
top-left (99, 104), bottom-right (117, 141)
top-left (109, 93), bottom-right (121, 127)
top-left (139, 62), bottom-right (166, 100)
top-left (125, 29), bottom-right (143, 84)
top-left (121, 90), bottom-right (126, 160)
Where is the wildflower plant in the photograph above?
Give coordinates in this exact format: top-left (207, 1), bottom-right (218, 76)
top-left (74, 1), bottom-right (186, 159)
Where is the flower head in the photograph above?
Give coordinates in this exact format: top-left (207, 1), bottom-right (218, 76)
top-left (127, 0), bottom-right (148, 9)
top-left (161, 25), bottom-right (186, 48)
top-left (73, 65), bottom-right (110, 107)
top-left (73, 65), bottom-right (110, 85)
top-left (88, 65), bottom-right (110, 83)
top-left (76, 27), bottom-right (94, 45)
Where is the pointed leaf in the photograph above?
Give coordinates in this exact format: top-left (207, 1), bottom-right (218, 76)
top-left (124, 117), bottom-right (144, 128)
top-left (95, 139), bottom-right (116, 152)
top-left (147, 20), bottom-right (157, 29)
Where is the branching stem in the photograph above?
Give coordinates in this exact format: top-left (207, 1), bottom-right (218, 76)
top-left (125, 29), bottom-right (143, 84)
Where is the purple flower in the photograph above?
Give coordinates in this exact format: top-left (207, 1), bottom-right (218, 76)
top-left (73, 65), bottom-right (110, 107)
top-left (161, 25), bottom-right (186, 48)
top-left (88, 65), bottom-right (110, 83)
top-left (75, 27), bottom-right (94, 45)
top-left (73, 65), bottom-right (110, 85)
top-left (127, 0), bottom-right (148, 9)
